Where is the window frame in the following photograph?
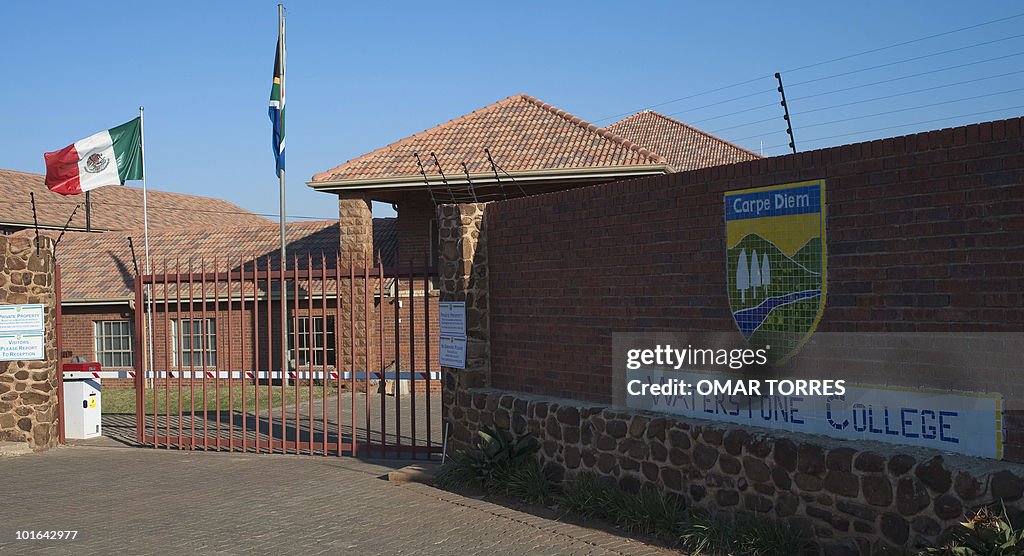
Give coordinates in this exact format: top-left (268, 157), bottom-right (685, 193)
top-left (93, 320), bottom-right (134, 369)
top-left (170, 318), bottom-right (217, 369)
top-left (288, 314), bottom-right (336, 369)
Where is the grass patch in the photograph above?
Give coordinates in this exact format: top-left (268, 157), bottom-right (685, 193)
top-left (101, 384), bottom-right (339, 414)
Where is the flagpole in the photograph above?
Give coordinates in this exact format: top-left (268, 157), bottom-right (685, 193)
top-left (278, 4), bottom-right (289, 387)
top-left (140, 106), bottom-right (155, 390)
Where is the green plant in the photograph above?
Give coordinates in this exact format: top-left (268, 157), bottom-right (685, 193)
top-left (559, 474), bottom-right (615, 519)
top-left (433, 453), bottom-right (485, 489)
top-left (736, 516), bottom-right (807, 556)
top-left (434, 426), bottom-right (539, 490)
top-left (679, 511), bottom-right (737, 555)
top-left (603, 486), bottom-right (686, 538)
top-left (924, 503), bottom-right (1024, 555)
top-left (491, 459), bottom-right (554, 504)
top-left (464, 426), bottom-right (539, 483)
top-left (679, 512), bottom-right (806, 556)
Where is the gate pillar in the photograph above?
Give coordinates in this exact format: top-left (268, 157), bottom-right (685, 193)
top-left (437, 203), bottom-right (489, 445)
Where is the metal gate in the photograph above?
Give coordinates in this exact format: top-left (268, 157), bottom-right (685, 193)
top-left (132, 255), bottom-right (441, 459)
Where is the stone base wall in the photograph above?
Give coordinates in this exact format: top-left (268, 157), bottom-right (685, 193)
top-left (449, 387), bottom-right (1024, 555)
top-left (0, 236), bottom-right (58, 450)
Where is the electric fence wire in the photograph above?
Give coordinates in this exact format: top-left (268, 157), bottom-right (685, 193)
top-left (695, 55), bottom-right (1024, 132)
top-left (761, 103), bottom-right (1024, 152)
top-left (590, 11), bottom-right (1024, 123)
top-left (731, 84), bottom-right (1024, 143)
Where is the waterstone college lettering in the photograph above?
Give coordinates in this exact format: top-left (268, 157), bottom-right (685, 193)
top-left (626, 369), bottom-right (1002, 459)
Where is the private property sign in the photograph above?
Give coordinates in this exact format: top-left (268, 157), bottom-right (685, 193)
top-left (0, 303), bottom-right (45, 334)
top-left (626, 369), bottom-right (1003, 459)
top-left (439, 301), bottom-right (467, 369)
top-left (0, 304), bottom-right (45, 361)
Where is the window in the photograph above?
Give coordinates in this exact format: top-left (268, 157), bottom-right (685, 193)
top-left (289, 315), bottom-right (336, 368)
top-left (94, 320), bottom-right (133, 368)
top-left (171, 318), bottom-right (217, 368)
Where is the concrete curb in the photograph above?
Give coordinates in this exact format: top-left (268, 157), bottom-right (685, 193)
top-left (387, 462), bottom-right (440, 484)
top-left (0, 441), bottom-right (33, 457)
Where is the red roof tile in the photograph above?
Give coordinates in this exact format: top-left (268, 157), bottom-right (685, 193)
top-left (0, 169), bottom-right (272, 231)
top-left (28, 219), bottom-right (398, 302)
top-left (605, 111), bottom-right (760, 172)
top-left (311, 94), bottom-right (669, 185)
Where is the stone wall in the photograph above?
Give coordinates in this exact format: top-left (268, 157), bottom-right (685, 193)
top-left (437, 203), bottom-right (490, 421)
top-left (0, 236), bottom-right (58, 450)
top-left (452, 388), bottom-right (1024, 554)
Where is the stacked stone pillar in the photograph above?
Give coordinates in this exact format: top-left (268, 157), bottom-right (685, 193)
top-left (0, 236), bottom-right (58, 450)
top-left (337, 194), bottom-right (374, 373)
top-left (437, 203), bottom-right (489, 446)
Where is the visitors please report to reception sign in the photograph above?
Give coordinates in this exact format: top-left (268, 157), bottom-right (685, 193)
top-left (625, 368), bottom-right (1002, 459)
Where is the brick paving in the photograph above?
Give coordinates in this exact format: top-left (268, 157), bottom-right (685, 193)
top-left (99, 392), bottom-right (442, 458)
top-left (0, 446), bottom-right (674, 555)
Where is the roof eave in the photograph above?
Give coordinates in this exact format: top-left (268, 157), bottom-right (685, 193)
top-left (306, 164), bottom-right (674, 193)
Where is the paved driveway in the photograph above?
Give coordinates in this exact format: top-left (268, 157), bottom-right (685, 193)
top-left (0, 446), bottom-right (672, 555)
top-left (101, 392), bottom-right (443, 459)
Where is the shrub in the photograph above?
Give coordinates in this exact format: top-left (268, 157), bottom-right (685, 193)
top-left (604, 486), bottom-right (686, 537)
top-left (463, 426), bottom-right (539, 483)
top-left (433, 452), bottom-right (484, 489)
top-left (679, 512), bottom-right (805, 556)
top-left (434, 425), bottom-right (539, 488)
top-left (491, 459), bottom-right (554, 505)
top-left (559, 474), bottom-right (615, 519)
top-left (736, 516), bottom-right (807, 556)
top-left (679, 511), bottom-right (737, 555)
top-left (924, 503), bottom-right (1024, 555)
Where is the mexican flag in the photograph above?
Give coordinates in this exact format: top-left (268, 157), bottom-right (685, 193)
top-left (43, 118), bottom-right (143, 195)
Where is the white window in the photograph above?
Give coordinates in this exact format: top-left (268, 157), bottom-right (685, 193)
top-left (171, 318), bottom-right (217, 368)
top-left (94, 320), bottom-right (133, 368)
top-left (289, 315), bottom-right (336, 368)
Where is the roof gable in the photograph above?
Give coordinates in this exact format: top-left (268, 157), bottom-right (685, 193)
top-left (605, 111), bottom-right (760, 172)
top-left (311, 94), bottom-right (668, 184)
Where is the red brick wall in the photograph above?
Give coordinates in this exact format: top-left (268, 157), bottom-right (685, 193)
top-left (485, 117), bottom-right (1024, 438)
top-left (60, 304), bottom-right (133, 366)
top-left (396, 193), bottom-right (436, 265)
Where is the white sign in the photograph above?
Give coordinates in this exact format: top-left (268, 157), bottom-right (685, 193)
top-left (0, 304), bottom-right (44, 334)
top-left (439, 302), bottom-right (467, 339)
top-left (626, 369), bottom-right (1003, 459)
top-left (0, 332), bottom-right (45, 361)
top-left (439, 336), bottom-right (467, 369)
top-left (439, 301), bottom-right (467, 369)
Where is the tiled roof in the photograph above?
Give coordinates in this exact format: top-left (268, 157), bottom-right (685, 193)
top-left (311, 94), bottom-right (669, 184)
top-left (0, 169), bottom-right (272, 231)
top-left (605, 111), bottom-right (760, 172)
top-left (23, 219), bottom-right (398, 302)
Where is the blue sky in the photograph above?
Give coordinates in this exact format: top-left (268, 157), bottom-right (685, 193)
top-left (4, 1), bottom-right (1023, 220)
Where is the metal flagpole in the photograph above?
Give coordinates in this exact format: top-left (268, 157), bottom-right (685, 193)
top-left (278, 5), bottom-right (289, 387)
top-left (140, 106), bottom-right (155, 389)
